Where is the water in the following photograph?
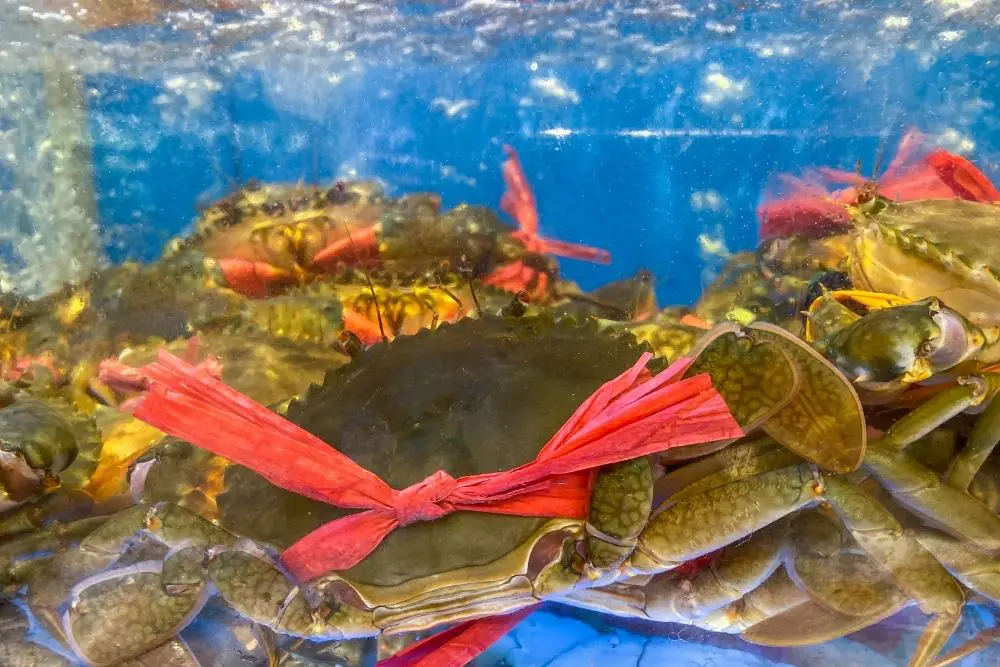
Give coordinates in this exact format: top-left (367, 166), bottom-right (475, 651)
top-left (4, 0), bottom-right (999, 299)
top-left (1, 1), bottom-right (1000, 666)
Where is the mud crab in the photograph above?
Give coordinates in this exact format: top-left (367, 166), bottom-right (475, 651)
top-left (555, 321), bottom-right (1000, 667)
top-left (0, 314), bottom-right (743, 665)
top-left (0, 258), bottom-right (247, 406)
top-left (795, 196), bottom-right (1000, 413)
top-left (808, 293), bottom-right (998, 394)
top-left (13, 309), bottom-right (991, 666)
top-left (0, 326), bottom-right (351, 556)
top-left (175, 147), bottom-right (610, 302)
top-left (10, 309), bottom-right (889, 666)
top-left (314, 271), bottom-right (515, 346)
top-left (841, 197), bottom-right (1000, 329)
top-left (687, 251), bottom-right (819, 333)
top-left (0, 252), bottom-right (372, 415)
top-left (284, 266), bottom-right (655, 349)
top-left (85, 329), bottom-right (351, 502)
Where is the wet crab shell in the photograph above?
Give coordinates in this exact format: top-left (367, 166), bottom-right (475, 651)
top-left (0, 383), bottom-right (100, 517)
top-left (195, 180), bottom-right (387, 236)
top-left (184, 180), bottom-right (565, 302)
top-left (137, 315), bottom-right (657, 608)
top-left (848, 198), bottom-right (1000, 328)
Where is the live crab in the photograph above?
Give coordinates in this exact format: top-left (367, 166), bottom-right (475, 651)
top-left (171, 147), bottom-right (611, 302)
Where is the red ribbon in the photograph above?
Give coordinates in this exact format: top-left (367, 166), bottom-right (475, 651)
top-left (500, 145), bottom-right (611, 264)
top-left (755, 128), bottom-right (999, 242)
top-left (115, 349), bottom-right (742, 582)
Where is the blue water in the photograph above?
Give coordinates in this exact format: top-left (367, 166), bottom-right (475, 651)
top-left (475, 605), bottom-right (1000, 667)
top-left (79, 6), bottom-right (1000, 306)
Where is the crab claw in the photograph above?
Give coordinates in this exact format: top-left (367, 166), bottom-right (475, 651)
top-left (490, 146), bottom-right (611, 296)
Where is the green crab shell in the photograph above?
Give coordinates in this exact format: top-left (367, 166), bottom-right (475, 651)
top-left (146, 316), bottom-right (656, 595)
top-left (849, 199), bottom-right (1000, 328)
top-left (194, 180), bottom-right (386, 235)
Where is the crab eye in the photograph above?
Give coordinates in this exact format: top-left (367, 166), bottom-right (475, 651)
top-left (326, 183), bottom-right (357, 205)
top-left (924, 309), bottom-right (977, 372)
top-left (262, 201), bottom-right (285, 216)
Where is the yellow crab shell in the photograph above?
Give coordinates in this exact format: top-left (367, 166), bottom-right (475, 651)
top-left (848, 198), bottom-right (1000, 328)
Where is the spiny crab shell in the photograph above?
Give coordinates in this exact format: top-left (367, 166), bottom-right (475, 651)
top-left (174, 181), bottom-right (387, 297)
top-left (178, 178), bottom-right (550, 300)
top-left (848, 198), bottom-right (1000, 328)
top-left (135, 315), bottom-right (661, 636)
top-left (195, 180), bottom-right (387, 233)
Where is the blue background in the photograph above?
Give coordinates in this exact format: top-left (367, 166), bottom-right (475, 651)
top-left (82, 18), bottom-right (1000, 306)
top-left (5, 4), bottom-right (1000, 663)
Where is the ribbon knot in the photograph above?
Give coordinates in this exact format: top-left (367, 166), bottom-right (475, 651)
top-left (117, 349), bottom-right (743, 581)
top-left (391, 470), bottom-right (457, 525)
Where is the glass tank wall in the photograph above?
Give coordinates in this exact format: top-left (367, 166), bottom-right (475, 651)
top-left (1, 2), bottom-right (999, 666)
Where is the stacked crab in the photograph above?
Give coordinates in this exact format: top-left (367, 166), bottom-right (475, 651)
top-left (673, 130), bottom-right (1000, 666)
top-left (0, 147), bottom-right (682, 665)
top-left (5, 132), bottom-right (1000, 667)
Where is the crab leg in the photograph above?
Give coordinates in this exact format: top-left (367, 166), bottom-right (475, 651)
top-left (864, 443), bottom-right (1000, 551)
top-left (26, 505), bottom-right (152, 641)
top-left (946, 377), bottom-right (1000, 491)
top-left (655, 435), bottom-right (800, 505)
top-left (143, 503), bottom-right (378, 640)
top-left (644, 520), bottom-right (788, 622)
top-left (823, 476), bottom-right (964, 667)
top-left (622, 510), bottom-right (908, 644)
top-left (0, 600), bottom-right (74, 666)
top-left (0, 514), bottom-right (108, 590)
top-left (0, 488), bottom-right (98, 539)
top-left (852, 373), bottom-right (1000, 549)
top-left (730, 480), bottom-right (967, 666)
top-left (931, 626), bottom-right (1000, 667)
top-left (630, 463), bottom-right (822, 575)
top-left (914, 529), bottom-right (1000, 603)
top-left (704, 568), bottom-right (811, 633)
top-left (738, 508), bottom-right (921, 647)
top-left (63, 556), bottom-right (210, 666)
top-left (741, 592), bottom-right (908, 647)
top-left (783, 510), bottom-right (908, 619)
top-left (585, 458), bottom-right (654, 574)
top-left (204, 541), bottom-right (337, 637)
top-left (879, 380), bottom-right (987, 452)
top-left (562, 521), bottom-right (786, 622)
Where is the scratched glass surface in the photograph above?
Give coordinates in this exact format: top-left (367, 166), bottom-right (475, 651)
top-left (0, 2), bottom-right (999, 666)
